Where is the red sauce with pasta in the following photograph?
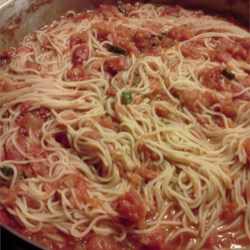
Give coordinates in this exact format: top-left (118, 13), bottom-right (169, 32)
top-left (1, 2), bottom-right (250, 250)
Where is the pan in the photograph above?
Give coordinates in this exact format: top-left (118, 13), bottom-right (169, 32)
top-left (0, 0), bottom-right (249, 249)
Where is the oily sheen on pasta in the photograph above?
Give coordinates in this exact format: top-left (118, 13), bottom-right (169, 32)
top-left (0, 3), bottom-right (250, 250)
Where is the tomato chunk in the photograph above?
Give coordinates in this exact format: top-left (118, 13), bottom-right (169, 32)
top-left (25, 61), bottom-right (41, 72)
top-left (66, 66), bottom-right (87, 81)
top-left (99, 116), bottom-right (116, 130)
top-left (0, 47), bottom-right (16, 60)
top-left (104, 56), bottom-right (128, 75)
top-left (160, 5), bottom-right (181, 16)
top-left (220, 202), bottom-right (238, 222)
top-left (94, 22), bottom-right (112, 41)
top-left (133, 31), bottom-right (155, 51)
top-left (155, 105), bottom-right (168, 118)
top-left (87, 236), bottom-right (120, 250)
top-left (116, 188), bottom-right (147, 223)
top-left (21, 113), bottom-right (43, 132)
top-left (216, 37), bottom-right (248, 62)
top-left (176, 89), bottom-right (202, 112)
top-left (69, 33), bottom-right (87, 48)
top-left (168, 26), bottom-right (194, 41)
top-left (72, 45), bottom-right (89, 66)
top-left (221, 100), bottom-right (240, 119)
top-left (199, 66), bottom-right (227, 91)
top-left (243, 138), bottom-right (250, 162)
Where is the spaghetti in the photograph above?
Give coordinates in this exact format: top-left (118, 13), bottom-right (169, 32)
top-left (0, 2), bottom-right (250, 250)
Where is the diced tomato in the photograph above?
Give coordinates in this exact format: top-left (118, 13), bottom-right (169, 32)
top-left (216, 37), bottom-right (248, 62)
top-left (202, 91), bottom-right (220, 107)
top-left (168, 26), bottom-right (194, 41)
top-left (99, 116), bottom-right (116, 130)
top-left (220, 202), bottom-right (238, 222)
top-left (129, 173), bottom-right (141, 186)
top-left (216, 38), bottom-right (235, 52)
top-left (83, 131), bottom-right (100, 140)
top-left (133, 31), bottom-right (155, 51)
top-left (150, 80), bottom-right (162, 95)
top-left (0, 184), bottom-right (19, 206)
top-left (104, 56), bottom-right (128, 75)
top-left (16, 45), bottom-right (32, 53)
top-left (204, 233), bottom-right (221, 249)
top-left (106, 86), bottom-right (117, 97)
top-left (25, 61), bottom-right (41, 72)
top-left (0, 47), bottom-right (16, 61)
top-left (115, 25), bottom-right (133, 41)
top-left (19, 101), bottom-right (33, 114)
top-left (63, 174), bottom-right (89, 202)
top-left (74, 10), bottom-right (97, 22)
top-left (43, 181), bottom-right (59, 194)
top-left (55, 132), bottom-right (71, 148)
top-left (236, 37), bottom-right (250, 50)
top-left (246, 179), bottom-right (250, 201)
top-left (141, 230), bottom-right (166, 250)
top-left (100, 4), bottom-right (125, 20)
top-left (238, 75), bottom-right (250, 88)
top-left (160, 37), bottom-right (175, 48)
top-left (140, 166), bottom-right (157, 182)
top-left (199, 66), bottom-right (228, 91)
top-left (1, 80), bottom-right (16, 92)
top-left (243, 138), bottom-right (250, 162)
top-left (0, 209), bottom-right (20, 229)
top-left (180, 42), bottom-right (200, 59)
top-left (32, 107), bottom-right (50, 121)
top-left (21, 113), bottom-right (43, 136)
top-left (72, 44), bottom-right (89, 66)
top-left (139, 144), bottom-right (160, 161)
top-left (116, 188), bottom-right (147, 224)
top-left (66, 66), bottom-right (87, 81)
top-left (212, 51), bottom-right (232, 63)
top-left (160, 5), bottom-right (181, 16)
top-left (221, 100), bottom-right (240, 119)
top-left (30, 162), bottom-right (48, 177)
top-left (116, 2), bottom-right (138, 16)
top-left (155, 105), bottom-right (168, 118)
top-left (87, 236), bottom-right (120, 250)
top-left (176, 89), bottom-right (202, 112)
top-left (93, 22), bottom-right (113, 41)
top-left (69, 33), bottom-right (87, 48)
top-left (5, 141), bottom-right (25, 161)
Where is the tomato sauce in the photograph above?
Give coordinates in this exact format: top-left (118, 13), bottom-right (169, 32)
top-left (1, 2), bottom-right (250, 250)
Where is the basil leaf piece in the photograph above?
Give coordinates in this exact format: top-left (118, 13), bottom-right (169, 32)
top-left (122, 91), bottom-right (132, 104)
top-left (20, 171), bottom-right (28, 179)
top-left (0, 166), bottom-right (14, 177)
top-left (107, 44), bottom-right (128, 56)
top-left (221, 69), bottom-right (235, 80)
top-left (117, 3), bottom-right (128, 17)
top-left (151, 33), bottom-right (167, 40)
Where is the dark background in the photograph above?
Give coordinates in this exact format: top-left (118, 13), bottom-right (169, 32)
top-left (1, 226), bottom-right (41, 250)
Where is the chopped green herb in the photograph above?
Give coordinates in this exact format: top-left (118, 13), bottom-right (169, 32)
top-left (20, 171), bottom-right (28, 179)
top-left (0, 166), bottom-right (14, 177)
top-left (122, 91), bottom-right (132, 104)
top-left (150, 33), bottom-right (167, 47)
top-left (221, 69), bottom-right (235, 80)
top-left (151, 33), bottom-right (167, 40)
top-left (117, 2), bottom-right (128, 17)
top-left (2, 111), bottom-right (9, 118)
top-left (107, 44), bottom-right (128, 56)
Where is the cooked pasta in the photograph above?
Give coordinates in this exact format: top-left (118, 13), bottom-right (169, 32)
top-left (0, 2), bottom-right (250, 250)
